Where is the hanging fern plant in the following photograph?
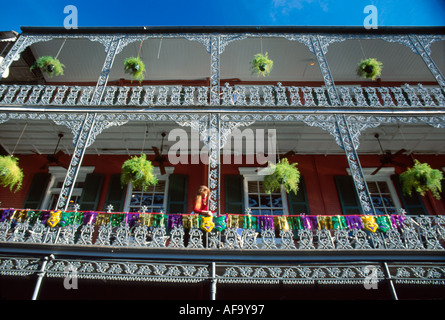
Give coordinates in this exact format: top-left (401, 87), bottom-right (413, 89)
top-left (0, 155), bottom-right (24, 192)
top-left (124, 57), bottom-right (146, 83)
top-left (30, 56), bottom-right (65, 77)
top-left (357, 58), bottom-right (383, 80)
top-left (121, 153), bottom-right (157, 191)
top-left (263, 158), bottom-right (300, 194)
top-left (251, 52), bottom-right (273, 77)
top-left (399, 159), bottom-right (443, 200)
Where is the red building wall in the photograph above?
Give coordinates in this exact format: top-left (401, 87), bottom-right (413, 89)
top-left (1, 153), bottom-right (444, 215)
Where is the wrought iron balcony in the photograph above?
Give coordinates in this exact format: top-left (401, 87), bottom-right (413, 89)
top-left (0, 83), bottom-right (443, 109)
top-left (1, 209), bottom-right (444, 251)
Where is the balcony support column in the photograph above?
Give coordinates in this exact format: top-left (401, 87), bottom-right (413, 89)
top-left (56, 36), bottom-right (122, 210)
top-left (207, 114), bottom-right (221, 214)
top-left (31, 254), bottom-right (54, 300)
top-left (56, 113), bottom-right (97, 210)
top-left (334, 115), bottom-right (375, 214)
top-left (383, 262), bottom-right (399, 300)
top-left (310, 35), bottom-right (375, 215)
top-left (408, 34), bottom-right (445, 92)
top-left (210, 262), bottom-right (217, 300)
top-left (209, 35), bottom-right (221, 106)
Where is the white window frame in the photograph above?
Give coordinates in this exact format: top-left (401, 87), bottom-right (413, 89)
top-left (41, 166), bottom-right (95, 210)
top-left (347, 167), bottom-right (403, 213)
top-left (123, 167), bottom-right (174, 213)
top-left (238, 167), bottom-right (290, 215)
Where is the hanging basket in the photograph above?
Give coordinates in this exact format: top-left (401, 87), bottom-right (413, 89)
top-left (30, 56), bottom-right (65, 77)
top-left (357, 58), bottom-right (383, 80)
top-left (263, 158), bottom-right (300, 194)
top-left (251, 52), bottom-right (273, 77)
top-left (399, 159), bottom-right (443, 200)
top-left (121, 153), bottom-right (157, 191)
top-left (124, 57), bottom-right (146, 83)
top-left (0, 155), bottom-right (24, 192)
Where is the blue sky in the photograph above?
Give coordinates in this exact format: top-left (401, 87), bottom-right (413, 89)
top-left (0, 0), bottom-right (444, 32)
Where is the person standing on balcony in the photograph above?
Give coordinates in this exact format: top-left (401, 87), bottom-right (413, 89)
top-left (193, 185), bottom-right (214, 217)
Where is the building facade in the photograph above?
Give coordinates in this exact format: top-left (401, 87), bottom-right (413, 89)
top-left (0, 26), bottom-right (444, 300)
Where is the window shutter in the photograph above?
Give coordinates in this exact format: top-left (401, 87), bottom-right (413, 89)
top-left (79, 173), bottom-right (104, 211)
top-left (23, 173), bottom-right (51, 209)
top-left (167, 174), bottom-right (188, 214)
top-left (441, 178), bottom-right (445, 199)
top-left (392, 175), bottom-right (427, 215)
top-left (287, 176), bottom-right (310, 214)
top-left (225, 175), bottom-right (244, 214)
top-left (334, 175), bottom-right (363, 215)
top-left (104, 174), bottom-right (126, 212)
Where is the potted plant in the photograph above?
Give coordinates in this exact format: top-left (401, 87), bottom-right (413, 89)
top-left (0, 155), bottom-right (24, 192)
top-left (357, 58), bottom-right (383, 80)
top-left (251, 52), bottom-right (273, 77)
top-left (263, 158), bottom-right (300, 194)
top-left (399, 159), bottom-right (443, 200)
top-left (124, 57), bottom-right (146, 83)
top-left (121, 153), bottom-right (157, 191)
top-left (30, 56), bottom-right (65, 77)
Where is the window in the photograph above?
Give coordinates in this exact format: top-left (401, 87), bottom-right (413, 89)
top-left (247, 180), bottom-right (285, 215)
top-left (363, 168), bottom-right (402, 214)
top-left (123, 167), bottom-right (174, 213)
top-left (367, 180), bottom-right (398, 215)
top-left (127, 180), bottom-right (167, 213)
top-left (340, 167), bottom-right (403, 215)
top-left (238, 167), bottom-right (309, 215)
top-left (239, 168), bottom-right (289, 215)
top-left (42, 166), bottom-right (95, 210)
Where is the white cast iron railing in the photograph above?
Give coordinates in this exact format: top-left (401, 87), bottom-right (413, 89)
top-left (0, 83), bottom-right (444, 108)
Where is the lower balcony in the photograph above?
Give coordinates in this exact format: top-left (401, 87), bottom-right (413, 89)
top-left (1, 209), bottom-right (444, 252)
top-left (1, 209), bottom-right (444, 300)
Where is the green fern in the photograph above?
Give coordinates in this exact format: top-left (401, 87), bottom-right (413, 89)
top-left (399, 159), bottom-right (443, 200)
top-left (357, 58), bottom-right (383, 80)
top-left (0, 155), bottom-right (24, 192)
top-left (251, 52), bottom-right (273, 77)
top-left (124, 57), bottom-right (146, 83)
top-left (263, 158), bottom-right (300, 194)
top-left (30, 56), bottom-right (65, 77)
top-left (121, 153), bottom-right (157, 191)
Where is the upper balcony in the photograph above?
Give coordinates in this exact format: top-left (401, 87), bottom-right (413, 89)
top-left (0, 26), bottom-right (444, 112)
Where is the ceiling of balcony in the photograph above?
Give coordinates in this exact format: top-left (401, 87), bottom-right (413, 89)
top-left (1, 118), bottom-right (444, 160)
top-left (3, 35), bottom-right (443, 84)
